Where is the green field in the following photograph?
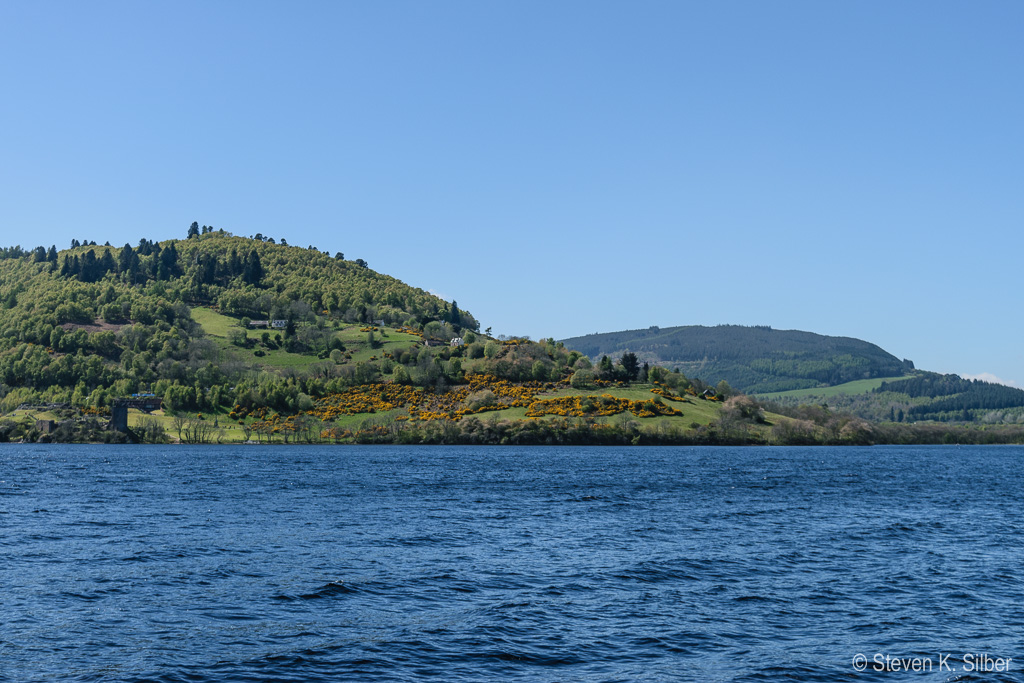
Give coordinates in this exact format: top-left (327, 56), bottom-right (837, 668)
top-left (120, 378), bottom-right (727, 443)
top-left (124, 307), bottom-right (730, 443)
top-left (190, 307), bottom-right (425, 370)
top-left (543, 385), bottom-right (722, 426)
top-left (190, 306), bottom-right (245, 338)
top-left (753, 375), bottom-right (915, 400)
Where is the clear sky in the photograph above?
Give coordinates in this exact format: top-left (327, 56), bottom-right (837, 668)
top-left (2, 2), bottom-right (1022, 386)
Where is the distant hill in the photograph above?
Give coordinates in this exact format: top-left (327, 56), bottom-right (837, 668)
top-left (559, 325), bottom-right (915, 393)
top-left (758, 371), bottom-right (1024, 425)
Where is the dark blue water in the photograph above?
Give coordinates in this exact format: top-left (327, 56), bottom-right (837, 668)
top-left (2, 445), bottom-right (1023, 682)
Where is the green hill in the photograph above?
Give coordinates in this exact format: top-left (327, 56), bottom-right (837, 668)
top-left (560, 325), bottom-right (916, 393)
top-left (761, 372), bottom-right (1024, 425)
top-left (0, 229), bottom-right (478, 415)
top-left (0, 227), bottom-right (735, 445)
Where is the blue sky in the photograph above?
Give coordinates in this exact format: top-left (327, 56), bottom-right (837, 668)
top-left (2, 2), bottom-right (1022, 386)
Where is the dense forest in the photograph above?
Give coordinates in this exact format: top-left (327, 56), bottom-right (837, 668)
top-left (876, 373), bottom-right (1024, 422)
top-left (560, 325), bottom-right (915, 393)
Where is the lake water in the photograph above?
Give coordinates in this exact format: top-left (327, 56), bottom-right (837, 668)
top-left (2, 444), bottom-right (1023, 682)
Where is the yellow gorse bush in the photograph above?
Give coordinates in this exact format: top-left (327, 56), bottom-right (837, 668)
top-left (525, 394), bottom-right (682, 419)
top-left (650, 386), bottom-right (686, 402)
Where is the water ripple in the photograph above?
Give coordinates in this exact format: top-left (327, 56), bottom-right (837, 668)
top-left (3, 444), bottom-right (1024, 682)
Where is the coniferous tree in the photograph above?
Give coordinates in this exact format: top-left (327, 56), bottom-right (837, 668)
top-left (198, 254), bottom-right (217, 284)
top-left (620, 352), bottom-right (640, 380)
top-left (118, 244), bottom-right (134, 273)
top-left (227, 248), bottom-right (242, 278)
top-left (243, 250), bottom-right (263, 285)
top-left (80, 249), bottom-right (98, 282)
top-left (149, 243), bottom-right (162, 279)
top-left (99, 249), bottom-right (117, 277)
top-left (158, 242), bottom-right (181, 280)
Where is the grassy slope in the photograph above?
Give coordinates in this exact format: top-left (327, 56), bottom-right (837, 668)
top-left (192, 307), bottom-right (320, 370)
top-left (753, 375), bottom-right (915, 400)
top-left (190, 307), bottom-right (424, 370)
top-left (190, 306), bottom-right (242, 337)
top-left (3, 307), bottom-right (726, 443)
top-left (544, 386), bottom-right (722, 426)
top-left (171, 308), bottom-right (729, 443)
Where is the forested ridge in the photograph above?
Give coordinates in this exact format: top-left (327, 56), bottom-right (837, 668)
top-left (560, 325), bottom-right (915, 393)
top-left (876, 374), bottom-right (1024, 421)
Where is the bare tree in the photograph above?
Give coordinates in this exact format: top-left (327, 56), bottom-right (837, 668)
top-left (171, 414), bottom-right (189, 442)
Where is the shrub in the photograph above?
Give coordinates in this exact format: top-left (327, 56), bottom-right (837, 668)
top-left (228, 329), bottom-right (247, 347)
top-left (465, 390), bottom-right (497, 411)
top-left (570, 369), bottom-right (594, 389)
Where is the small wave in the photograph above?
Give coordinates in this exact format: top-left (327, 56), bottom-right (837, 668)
top-left (739, 663), bottom-right (838, 681)
top-left (274, 580), bottom-right (358, 602)
top-left (613, 568), bottom-right (699, 583)
top-left (733, 594), bottom-right (787, 603)
top-left (60, 591), bottom-right (103, 602)
top-left (120, 553), bottom-right (156, 563)
top-left (880, 519), bottom-right (946, 534)
top-left (612, 558), bottom-right (740, 584)
top-left (57, 584), bottom-right (129, 602)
